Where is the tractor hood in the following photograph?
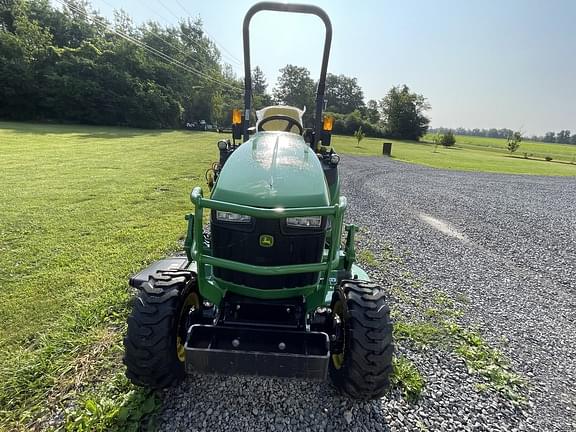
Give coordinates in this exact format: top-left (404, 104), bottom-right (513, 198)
top-left (211, 132), bottom-right (330, 208)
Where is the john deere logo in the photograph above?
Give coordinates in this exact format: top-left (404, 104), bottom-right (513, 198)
top-left (259, 234), bottom-right (274, 247)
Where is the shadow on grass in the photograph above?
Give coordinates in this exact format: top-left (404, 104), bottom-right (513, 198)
top-left (505, 155), bottom-right (576, 165)
top-left (75, 130), bottom-right (163, 140)
top-left (0, 121), bottom-right (164, 138)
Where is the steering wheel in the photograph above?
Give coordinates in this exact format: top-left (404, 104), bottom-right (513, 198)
top-left (257, 115), bottom-right (304, 135)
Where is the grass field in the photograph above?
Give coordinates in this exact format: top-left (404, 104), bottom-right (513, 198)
top-left (1, 121), bottom-right (575, 429)
top-left (0, 122), bottom-right (218, 430)
top-left (336, 135), bottom-right (576, 176)
top-left (424, 133), bottom-right (576, 163)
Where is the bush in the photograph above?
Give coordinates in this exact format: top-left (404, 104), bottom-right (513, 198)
top-left (506, 131), bottom-right (522, 153)
top-left (353, 126), bottom-right (365, 147)
top-left (545, 155), bottom-right (553, 162)
top-left (440, 131), bottom-right (456, 147)
top-left (325, 111), bottom-right (385, 138)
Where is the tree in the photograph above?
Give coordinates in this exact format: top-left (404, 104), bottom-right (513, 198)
top-left (379, 85), bottom-right (430, 140)
top-left (556, 130), bottom-right (571, 144)
top-left (252, 65), bottom-right (274, 110)
top-left (431, 132), bottom-right (441, 152)
top-left (252, 65), bottom-right (267, 95)
top-left (543, 132), bottom-right (556, 143)
top-left (324, 73), bottom-right (364, 114)
top-left (273, 64), bottom-right (315, 124)
top-left (440, 130), bottom-right (456, 147)
top-left (364, 99), bottom-right (380, 124)
top-left (354, 125), bottom-right (365, 147)
top-left (506, 131), bottom-right (522, 153)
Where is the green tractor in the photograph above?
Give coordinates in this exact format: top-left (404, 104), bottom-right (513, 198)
top-left (124, 1), bottom-right (393, 400)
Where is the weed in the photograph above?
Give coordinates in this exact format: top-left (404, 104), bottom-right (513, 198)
top-left (392, 284), bottom-right (525, 405)
top-left (392, 356), bottom-right (425, 402)
top-left (66, 385), bottom-right (161, 432)
top-left (394, 320), bottom-right (443, 346)
top-left (433, 292), bottom-right (454, 309)
top-left (357, 249), bottom-right (379, 268)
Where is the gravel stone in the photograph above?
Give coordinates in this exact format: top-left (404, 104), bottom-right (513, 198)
top-left (157, 156), bottom-right (575, 432)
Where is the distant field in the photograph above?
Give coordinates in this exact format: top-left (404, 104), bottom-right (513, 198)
top-left (423, 133), bottom-right (576, 162)
top-left (335, 135), bottom-right (576, 176)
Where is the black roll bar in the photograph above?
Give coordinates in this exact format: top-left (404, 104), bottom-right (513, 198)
top-left (242, 2), bottom-right (333, 142)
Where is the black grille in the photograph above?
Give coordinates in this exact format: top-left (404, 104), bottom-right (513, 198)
top-left (211, 213), bottom-right (325, 289)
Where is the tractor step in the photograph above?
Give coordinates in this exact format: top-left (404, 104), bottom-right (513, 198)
top-left (184, 325), bottom-right (330, 380)
top-left (129, 257), bottom-right (189, 288)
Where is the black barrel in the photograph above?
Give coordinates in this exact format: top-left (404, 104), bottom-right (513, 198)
top-left (382, 142), bottom-right (392, 156)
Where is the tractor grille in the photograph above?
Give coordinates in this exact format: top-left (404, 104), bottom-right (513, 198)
top-left (211, 213), bottom-right (325, 289)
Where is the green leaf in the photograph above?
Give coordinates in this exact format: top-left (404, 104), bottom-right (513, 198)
top-left (85, 399), bottom-right (98, 415)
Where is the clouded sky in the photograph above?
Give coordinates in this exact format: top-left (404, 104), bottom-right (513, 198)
top-left (89, 0), bottom-right (576, 135)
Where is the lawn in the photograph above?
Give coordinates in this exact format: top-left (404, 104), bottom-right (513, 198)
top-left (1, 121), bottom-right (574, 430)
top-left (0, 122), bottom-right (218, 430)
top-left (336, 135), bottom-right (576, 176)
top-left (424, 133), bottom-right (576, 163)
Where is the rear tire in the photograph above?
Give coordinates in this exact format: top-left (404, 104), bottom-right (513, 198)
top-left (123, 269), bottom-right (199, 389)
top-left (329, 281), bottom-right (394, 399)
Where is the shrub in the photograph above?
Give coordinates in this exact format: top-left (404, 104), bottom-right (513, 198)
top-left (354, 126), bottom-right (365, 147)
top-left (440, 131), bottom-right (456, 147)
top-left (506, 131), bottom-right (522, 153)
top-left (325, 111), bottom-right (386, 138)
top-left (545, 155), bottom-right (553, 162)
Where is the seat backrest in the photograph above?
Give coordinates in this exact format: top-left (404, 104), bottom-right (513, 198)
top-left (256, 105), bottom-right (304, 134)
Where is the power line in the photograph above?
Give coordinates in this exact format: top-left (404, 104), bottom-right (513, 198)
top-left (98, 0), bottom-right (217, 72)
top-left (55, 0), bottom-right (243, 94)
top-left (125, 0), bottom-right (241, 68)
top-left (155, 0), bottom-right (242, 66)
top-left (172, 0), bottom-right (242, 66)
top-left (63, 3), bottom-right (243, 94)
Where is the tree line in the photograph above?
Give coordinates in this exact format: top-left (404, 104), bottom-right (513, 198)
top-left (0, 0), bottom-right (431, 140)
top-left (0, 0), bottom-right (243, 128)
top-left (430, 127), bottom-right (576, 145)
top-left (264, 65), bottom-right (429, 140)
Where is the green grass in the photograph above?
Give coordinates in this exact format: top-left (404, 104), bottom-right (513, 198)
top-left (392, 283), bottom-right (526, 403)
top-left (0, 121), bottom-right (217, 430)
top-left (332, 135), bottom-right (576, 176)
top-left (392, 356), bottom-right (425, 402)
top-left (357, 249), bottom-right (379, 268)
top-left (437, 134), bottom-right (576, 162)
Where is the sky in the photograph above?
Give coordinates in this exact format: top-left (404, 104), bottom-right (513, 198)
top-left (87, 0), bottom-right (576, 136)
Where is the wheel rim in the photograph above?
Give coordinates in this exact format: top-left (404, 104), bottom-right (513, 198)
top-left (176, 292), bottom-right (199, 362)
top-left (331, 299), bottom-right (345, 370)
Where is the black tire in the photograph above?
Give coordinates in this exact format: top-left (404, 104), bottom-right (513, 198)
top-left (329, 281), bottom-right (394, 399)
top-left (123, 269), bottom-right (199, 389)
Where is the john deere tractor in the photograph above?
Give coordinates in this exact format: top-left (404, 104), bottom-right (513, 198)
top-left (124, 2), bottom-right (393, 400)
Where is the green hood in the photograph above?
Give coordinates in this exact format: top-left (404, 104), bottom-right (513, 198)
top-left (211, 132), bottom-right (330, 208)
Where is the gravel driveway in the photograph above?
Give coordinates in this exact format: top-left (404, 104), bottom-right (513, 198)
top-left (158, 156), bottom-right (575, 432)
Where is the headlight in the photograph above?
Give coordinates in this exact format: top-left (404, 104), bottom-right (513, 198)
top-left (216, 211), bottom-right (252, 223)
top-left (330, 153), bottom-right (340, 166)
top-left (286, 216), bottom-right (322, 228)
top-left (217, 140), bottom-right (228, 150)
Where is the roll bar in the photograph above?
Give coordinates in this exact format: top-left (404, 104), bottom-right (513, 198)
top-left (242, 2), bottom-right (333, 143)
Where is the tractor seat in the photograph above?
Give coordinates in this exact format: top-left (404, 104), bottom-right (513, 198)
top-left (256, 105), bottom-right (304, 134)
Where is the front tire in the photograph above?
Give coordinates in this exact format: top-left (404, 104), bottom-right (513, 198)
top-left (329, 281), bottom-right (394, 399)
top-left (123, 269), bottom-right (200, 389)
